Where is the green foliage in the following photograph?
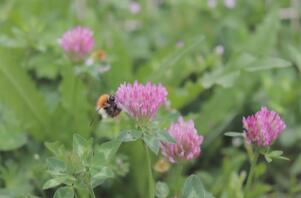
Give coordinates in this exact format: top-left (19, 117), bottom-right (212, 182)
top-left (0, 155), bottom-right (46, 197)
top-left (50, 65), bottom-right (91, 140)
top-left (53, 187), bottom-right (74, 198)
top-left (181, 175), bottom-right (213, 198)
top-left (0, 51), bottom-right (50, 140)
top-left (224, 132), bottom-right (244, 137)
top-left (143, 133), bottom-right (161, 155)
top-left (0, 0), bottom-right (299, 197)
top-left (119, 125), bottom-right (176, 155)
top-left (263, 150), bottom-right (289, 163)
top-left (0, 104), bottom-right (28, 151)
top-left (155, 181), bottom-right (170, 198)
top-left (216, 171), bottom-right (246, 198)
top-left (0, 127), bottom-right (27, 151)
top-left (142, 128), bottom-right (176, 155)
top-left (44, 134), bottom-right (122, 195)
top-left (119, 130), bottom-right (143, 142)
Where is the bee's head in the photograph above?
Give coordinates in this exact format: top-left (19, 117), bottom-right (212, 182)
top-left (108, 95), bottom-right (115, 102)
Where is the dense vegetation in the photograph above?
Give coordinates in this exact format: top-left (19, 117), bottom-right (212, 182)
top-left (0, 0), bottom-right (300, 197)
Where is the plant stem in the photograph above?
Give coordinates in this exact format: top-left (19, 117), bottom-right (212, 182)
top-left (244, 151), bottom-right (259, 197)
top-left (174, 163), bottom-right (183, 195)
top-left (144, 142), bottom-right (155, 198)
top-left (85, 166), bottom-right (96, 198)
top-left (90, 186), bottom-right (96, 198)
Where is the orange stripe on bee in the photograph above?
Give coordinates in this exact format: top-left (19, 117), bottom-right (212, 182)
top-left (96, 94), bottom-right (109, 109)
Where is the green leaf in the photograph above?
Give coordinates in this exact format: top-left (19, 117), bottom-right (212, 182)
top-left (97, 139), bottom-right (121, 161)
top-left (143, 134), bottom-right (160, 155)
top-left (246, 10), bottom-right (280, 56)
top-left (146, 36), bottom-right (205, 83)
top-left (27, 52), bottom-right (59, 79)
top-left (264, 150), bottom-right (289, 163)
top-left (54, 65), bottom-right (91, 140)
top-left (287, 45), bottom-right (301, 72)
top-left (0, 53), bottom-right (50, 140)
top-left (224, 132), bottom-right (244, 137)
top-left (155, 181), bottom-right (169, 198)
top-left (181, 175), bottom-right (206, 198)
top-left (268, 150), bottom-right (283, 157)
top-left (156, 130), bottom-right (176, 144)
top-left (0, 125), bottom-right (27, 151)
top-left (119, 130), bottom-right (142, 142)
top-left (53, 187), bottom-right (74, 198)
top-left (45, 141), bottom-right (65, 157)
top-left (273, 156), bottom-right (289, 161)
top-left (91, 166), bottom-right (115, 188)
top-left (168, 80), bottom-right (204, 109)
top-left (46, 158), bottom-right (67, 175)
top-left (245, 57), bottom-right (292, 72)
top-left (264, 155), bottom-right (272, 163)
top-left (42, 176), bottom-right (76, 189)
top-left (73, 134), bottom-right (91, 159)
top-left (104, 29), bottom-right (132, 87)
top-left (201, 68), bottom-right (240, 89)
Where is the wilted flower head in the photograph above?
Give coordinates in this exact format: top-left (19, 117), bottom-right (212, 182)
top-left (243, 107), bottom-right (286, 146)
top-left (160, 117), bottom-right (204, 163)
top-left (85, 49), bottom-right (107, 66)
top-left (58, 26), bottom-right (94, 61)
top-left (115, 81), bottom-right (167, 121)
top-left (154, 158), bottom-right (170, 173)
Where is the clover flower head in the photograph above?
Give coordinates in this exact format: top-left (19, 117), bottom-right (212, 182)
top-left (58, 26), bottom-right (94, 61)
top-left (160, 117), bottom-right (204, 163)
top-left (115, 81), bottom-right (168, 121)
top-left (243, 107), bottom-right (286, 146)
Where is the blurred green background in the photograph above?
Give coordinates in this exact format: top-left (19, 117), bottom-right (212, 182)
top-left (0, 0), bottom-right (301, 197)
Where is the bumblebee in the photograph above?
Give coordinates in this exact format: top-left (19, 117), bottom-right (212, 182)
top-left (96, 94), bottom-right (122, 118)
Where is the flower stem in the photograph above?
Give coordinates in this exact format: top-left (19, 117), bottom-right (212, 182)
top-left (144, 143), bottom-right (155, 198)
top-left (244, 151), bottom-right (259, 197)
top-left (174, 163), bottom-right (183, 196)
